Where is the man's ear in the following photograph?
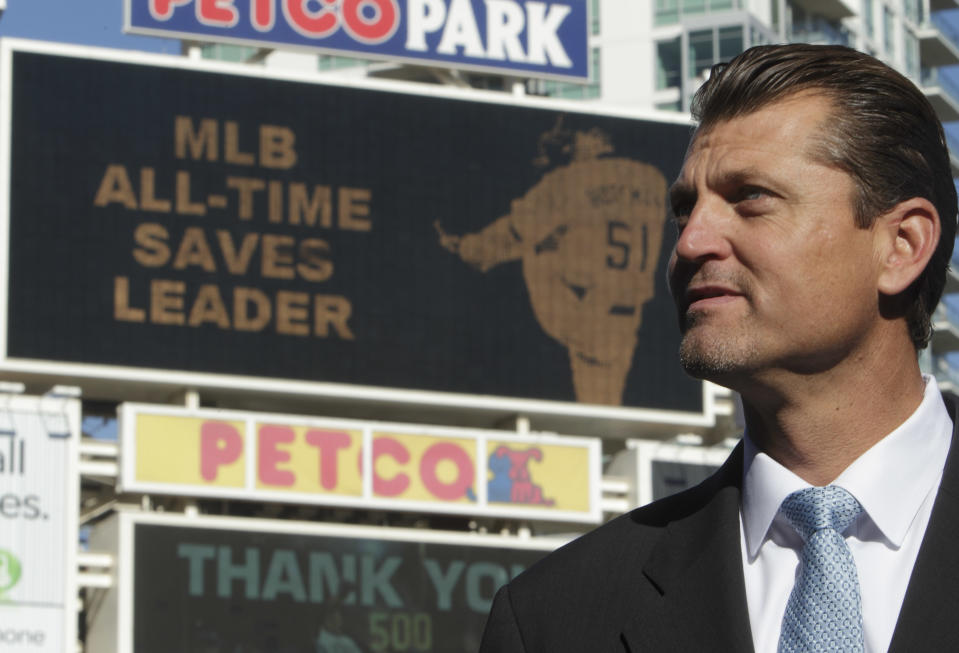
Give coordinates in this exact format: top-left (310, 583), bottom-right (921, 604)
top-left (876, 197), bottom-right (940, 296)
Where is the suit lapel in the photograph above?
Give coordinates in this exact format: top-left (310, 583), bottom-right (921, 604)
top-left (621, 446), bottom-right (755, 653)
top-left (616, 397), bottom-right (959, 652)
top-left (889, 397), bottom-right (959, 652)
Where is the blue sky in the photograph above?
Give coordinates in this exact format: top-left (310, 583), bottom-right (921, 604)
top-left (0, 0), bottom-right (178, 52)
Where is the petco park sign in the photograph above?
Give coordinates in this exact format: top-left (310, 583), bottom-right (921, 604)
top-left (125, 0), bottom-right (589, 80)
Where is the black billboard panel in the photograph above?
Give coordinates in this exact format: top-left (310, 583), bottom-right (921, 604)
top-left (3, 42), bottom-right (702, 418)
top-left (129, 518), bottom-right (557, 653)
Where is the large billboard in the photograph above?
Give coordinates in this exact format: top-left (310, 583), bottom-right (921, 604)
top-left (119, 402), bottom-right (602, 522)
top-left (0, 393), bottom-right (79, 653)
top-left (125, 0), bottom-right (589, 81)
top-left (89, 511), bottom-right (565, 653)
top-left (0, 41), bottom-right (707, 426)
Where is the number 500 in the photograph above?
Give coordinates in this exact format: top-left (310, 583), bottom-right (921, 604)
top-left (369, 612), bottom-right (432, 652)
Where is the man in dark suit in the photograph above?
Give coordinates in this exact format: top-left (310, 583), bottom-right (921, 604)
top-left (480, 44), bottom-right (959, 652)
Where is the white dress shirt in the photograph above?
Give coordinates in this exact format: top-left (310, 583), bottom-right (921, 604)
top-left (740, 375), bottom-right (953, 653)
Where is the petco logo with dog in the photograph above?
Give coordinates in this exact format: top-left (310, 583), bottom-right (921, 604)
top-left (125, 0), bottom-right (589, 80)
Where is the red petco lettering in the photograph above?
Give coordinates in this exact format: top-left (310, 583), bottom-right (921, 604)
top-left (151, 0), bottom-right (239, 27)
top-left (148, 0), bottom-right (571, 66)
top-left (150, 0), bottom-right (400, 44)
top-left (200, 422), bottom-right (476, 501)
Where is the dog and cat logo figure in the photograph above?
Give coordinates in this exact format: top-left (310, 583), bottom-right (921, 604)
top-left (466, 445), bottom-right (556, 508)
top-left (467, 440), bottom-right (593, 512)
top-left (487, 446), bottom-right (554, 506)
top-left (466, 445), bottom-right (556, 507)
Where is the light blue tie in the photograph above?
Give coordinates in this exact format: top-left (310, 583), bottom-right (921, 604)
top-left (777, 485), bottom-right (865, 653)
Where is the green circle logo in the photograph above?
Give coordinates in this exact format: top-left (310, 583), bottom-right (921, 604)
top-left (0, 550), bottom-right (21, 594)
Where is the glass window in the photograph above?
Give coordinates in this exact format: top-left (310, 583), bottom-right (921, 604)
top-left (655, 0), bottom-right (680, 25)
top-left (903, 0), bottom-right (922, 25)
top-left (884, 6), bottom-right (895, 56)
top-left (862, 0), bottom-right (874, 37)
top-left (201, 43), bottom-right (258, 63)
top-left (790, 1), bottom-right (808, 24)
top-left (718, 25), bottom-right (743, 60)
top-left (318, 55), bottom-right (365, 71)
top-left (590, 0), bottom-right (600, 34)
top-left (656, 100), bottom-right (682, 112)
top-left (771, 0), bottom-right (780, 33)
top-left (688, 29), bottom-right (715, 79)
top-left (543, 80), bottom-right (595, 99)
top-left (467, 75), bottom-right (506, 91)
top-left (657, 38), bottom-right (682, 90)
top-left (541, 80), bottom-right (563, 97)
top-left (655, 0), bottom-right (739, 26)
top-left (542, 48), bottom-right (600, 100)
top-left (905, 30), bottom-right (919, 79)
top-left (752, 25), bottom-right (774, 46)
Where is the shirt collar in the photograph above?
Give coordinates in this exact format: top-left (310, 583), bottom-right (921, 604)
top-left (741, 375), bottom-right (952, 558)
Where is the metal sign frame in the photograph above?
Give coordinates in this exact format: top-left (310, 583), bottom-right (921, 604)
top-left (95, 509), bottom-right (567, 653)
top-left (118, 401), bottom-right (604, 522)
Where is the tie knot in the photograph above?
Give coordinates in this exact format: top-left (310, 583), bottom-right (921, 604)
top-left (779, 485), bottom-right (862, 541)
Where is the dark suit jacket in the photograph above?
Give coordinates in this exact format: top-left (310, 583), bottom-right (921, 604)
top-left (479, 398), bottom-right (959, 652)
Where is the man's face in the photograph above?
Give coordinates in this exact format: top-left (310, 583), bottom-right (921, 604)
top-left (667, 92), bottom-right (885, 387)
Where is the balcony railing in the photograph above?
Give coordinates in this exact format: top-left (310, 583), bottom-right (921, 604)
top-left (935, 354), bottom-right (959, 388)
top-left (788, 18), bottom-right (851, 47)
top-left (936, 298), bottom-right (959, 330)
top-left (922, 66), bottom-right (959, 104)
top-left (917, 12), bottom-right (959, 67)
top-left (654, 0), bottom-right (744, 26)
top-left (930, 11), bottom-right (959, 50)
top-left (946, 129), bottom-right (959, 169)
top-left (921, 66), bottom-right (959, 122)
top-left (922, 66), bottom-right (959, 99)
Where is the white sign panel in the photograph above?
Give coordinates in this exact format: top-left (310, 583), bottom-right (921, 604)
top-left (0, 394), bottom-right (79, 653)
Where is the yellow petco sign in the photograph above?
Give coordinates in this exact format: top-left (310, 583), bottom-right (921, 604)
top-left (120, 404), bottom-right (602, 522)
